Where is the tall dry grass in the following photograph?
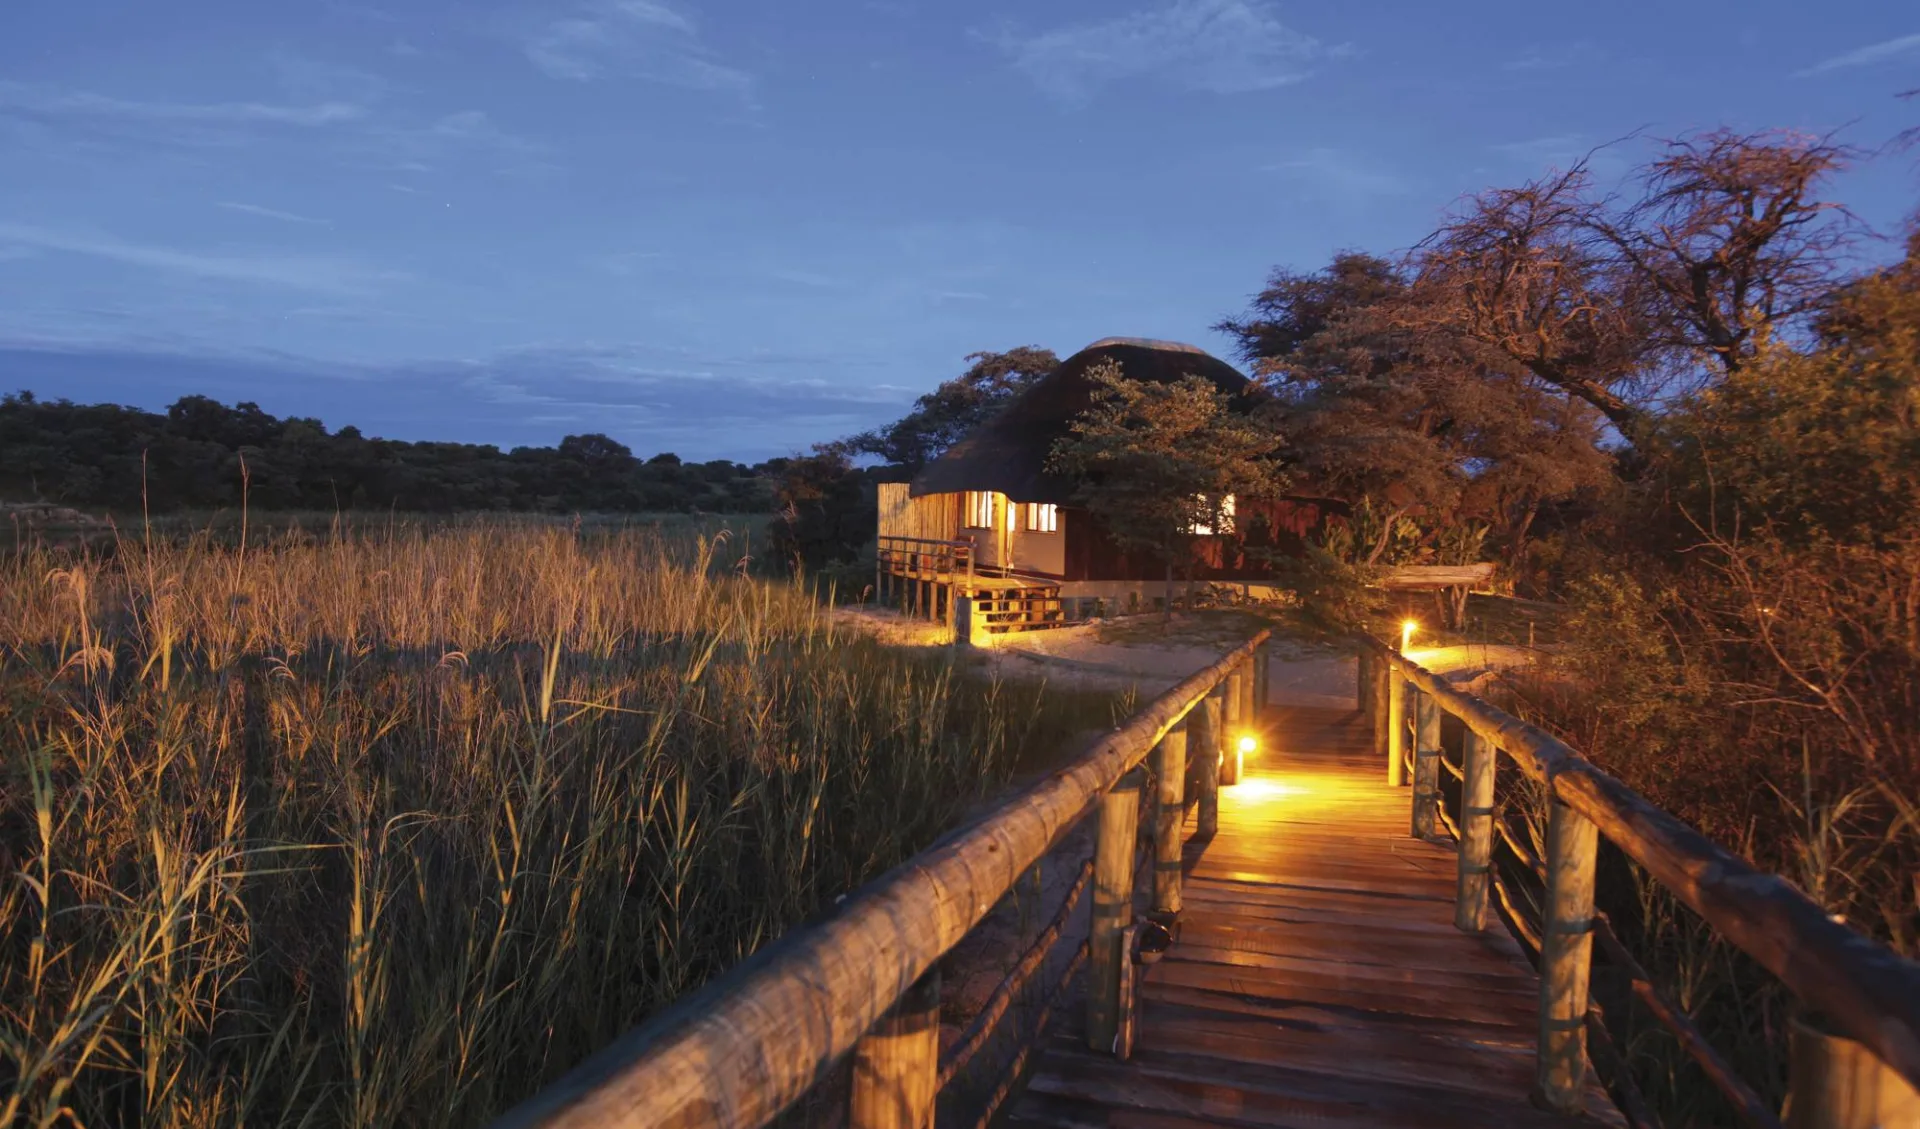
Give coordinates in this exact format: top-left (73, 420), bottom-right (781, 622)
top-left (0, 522), bottom-right (1095, 1128)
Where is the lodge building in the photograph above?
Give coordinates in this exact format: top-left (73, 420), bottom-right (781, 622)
top-left (875, 337), bottom-right (1338, 632)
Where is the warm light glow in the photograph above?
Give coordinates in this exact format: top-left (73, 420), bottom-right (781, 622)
top-left (1237, 735), bottom-right (1257, 755)
top-left (1233, 778), bottom-right (1307, 802)
top-left (1400, 619), bottom-right (1418, 652)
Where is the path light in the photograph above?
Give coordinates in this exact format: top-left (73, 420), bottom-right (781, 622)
top-left (1401, 619), bottom-right (1418, 653)
top-left (1233, 734), bottom-right (1255, 782)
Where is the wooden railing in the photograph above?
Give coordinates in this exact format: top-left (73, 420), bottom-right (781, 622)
top-left (489, 631), bottom-right (1271, 1129)
top-left (1358, 638), bottom-right (1920, 1125)
top-left (875, 535), bottom-right (974, 623)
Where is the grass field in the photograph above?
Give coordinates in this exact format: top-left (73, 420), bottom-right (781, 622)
top-left (0, 520), bottom-right (1118, 1128)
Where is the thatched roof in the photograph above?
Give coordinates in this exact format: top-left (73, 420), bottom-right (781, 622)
top-left (910, 338), bottom-right (1253, 504)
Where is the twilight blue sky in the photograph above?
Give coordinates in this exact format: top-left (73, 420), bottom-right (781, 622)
top-left (2, 1), bottom-right (1915, 460)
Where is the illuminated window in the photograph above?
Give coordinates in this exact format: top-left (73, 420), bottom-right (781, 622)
top-left (1025, 502), bottom-right (1059, 533)
top-left (964, 491), bottom-right (997, 529)
top-left (1190, 494), bottom-right (1236, 536)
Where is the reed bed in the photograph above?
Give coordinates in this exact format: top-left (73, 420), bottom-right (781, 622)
top-left (0, 523), bottom-right (1101, 1128)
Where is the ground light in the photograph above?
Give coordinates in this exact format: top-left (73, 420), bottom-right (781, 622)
top-left (1226, 733), bottom-right (1255, 784)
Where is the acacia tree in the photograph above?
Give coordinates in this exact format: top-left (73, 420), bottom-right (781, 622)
top-left (1047, 360), bottom-right (1286, 611)
top-left (1400, 130), bottom-right (1857, 440)
top-left (851, 347), bottom-right (1059, 471)
top-left (1597, 129), bottom-right (1859, 379)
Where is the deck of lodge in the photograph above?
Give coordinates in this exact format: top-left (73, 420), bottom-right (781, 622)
top-left (1009, 703), bottom-right (1625, 1129)
top-left (877, 534), bottom-right (1069, 632)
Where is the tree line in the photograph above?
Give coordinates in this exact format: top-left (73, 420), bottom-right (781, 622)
top-left (0, 392), bottom-right (778, 514)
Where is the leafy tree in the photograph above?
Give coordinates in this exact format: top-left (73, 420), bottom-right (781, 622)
top-left (767, 441), bottom-right (871, 577)
top-left (851, 347), bottom-right (1058, 471)
top-left (1218, 253), bottom-right (1613, 579)
top-left (1047, 360), bottom-right (1286, 609)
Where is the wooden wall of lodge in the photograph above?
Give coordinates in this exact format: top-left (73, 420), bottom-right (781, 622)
top-left (876, 482), bottom-right (958, 544)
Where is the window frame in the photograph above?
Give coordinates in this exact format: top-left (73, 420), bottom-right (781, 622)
top-left (1189, 493), bottom-right (1236, 536)
top-left (964, 490), bottom-right (997, 530)
top-left (1025, 502), bottom-right (1059, 534)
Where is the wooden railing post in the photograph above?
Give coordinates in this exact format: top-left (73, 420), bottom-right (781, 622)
top-left (849, 966), bottom-right (940, 1129)
top-left (1537, 797), bottom-right (1600, 1113)
top-left (1150, 723), bottom-right (1187, 917)
top-left (1410, 689), bottom-right (1441, 839)
top-left (1253, 643), bottom-right (1268, 715)
top-left (1386, 666), bottom-right (1407, 787)
top-left (1221, 668), bottom-right (1244, 785)
top-left (1785, 1014), bottom-right (1920, 1129)
top-left (1193, 688), bottom-right (1222, 840)
top-left (1456, 728), bottom-right (1495, 932)
top-left (1088, 768), bottom-right (1145, 1055)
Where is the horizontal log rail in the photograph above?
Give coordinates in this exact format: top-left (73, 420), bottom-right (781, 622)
top-left (1359, 636), bottom-right (1920, 1120)
top-left (489, 630), bottom-right (1269, 1129)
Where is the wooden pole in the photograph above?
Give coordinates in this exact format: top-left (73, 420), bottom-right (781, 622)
top-left (1221, 669), bottom-right (1244, 786)
top-left (1785, 1014), bottom-right (1920, 1129)
top-left (1087, 768), bottom-right (1144, 1055)
top-left (1386, 668), bottom-right (1407, 787)
top-left (952, 596), bottom-right (974, 648)
top-left (1456, 728), bottom-right (1495, 932)
top-left (1356, 649), bottom-right (1371, 715)
top-left (1150, 724), bottom-right (1187, 917)
top-left (1411, 689), bottom-right (1441, 839)
top-left (1193, 690), bottom-right (1222, 840)
top-left (848, 967), bottom-right (940, 1129)
top-left (1537, 797), bottom-right (1600, 1113)
top-left (1375, 659), bottom-right (1390, 761)
top-left (1253, 644), bottom-right (1268, 715)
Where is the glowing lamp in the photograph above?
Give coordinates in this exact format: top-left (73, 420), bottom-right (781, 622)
top-left (1400, 619), bottom-right (1418, 652)
top-left (1237, 735), bottom-right (1257, 755)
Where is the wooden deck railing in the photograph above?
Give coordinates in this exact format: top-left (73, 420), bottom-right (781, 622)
top-left (488, 631), bottom-right (1271, 1129)
top-left (1357, 638), bottom-right (1920, 1125)
top-left (875, 535), bottom-right (974, 623)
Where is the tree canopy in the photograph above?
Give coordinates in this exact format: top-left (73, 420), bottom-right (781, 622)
top-left (0, 392), bottom-right (774, 514)
top-left (849, 347), bottom-right (1058, 472)
top-left (1047, 359), bottom-right (1285, 590)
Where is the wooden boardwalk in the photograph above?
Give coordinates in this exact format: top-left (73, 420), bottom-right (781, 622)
top-left (1008, 704), bottom-right (1625, 1129)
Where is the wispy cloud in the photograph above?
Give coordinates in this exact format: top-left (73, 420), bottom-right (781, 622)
top-left (1263, 147), bottom-right (1406, 198)
top-left (0, 76), bottom-right (545, 176)
top-left (0, 81), bottom-right (365, 127)
top-left (1502, 41), bottom-right (1602, 72)
top-left (984, 0), bottom-right (1344, 105)
top-left (1794, 31), bottom-right (1920, 77)
top-left (0, 222), bottom-right (403, 295)
top-left (524, 0), bottom-right (754, 96)
top-left (217, 201), bottom-right (330, 225)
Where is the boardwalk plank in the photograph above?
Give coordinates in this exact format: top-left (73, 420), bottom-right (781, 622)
top-left (1005, 703), bottom-right (1625, 1128)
